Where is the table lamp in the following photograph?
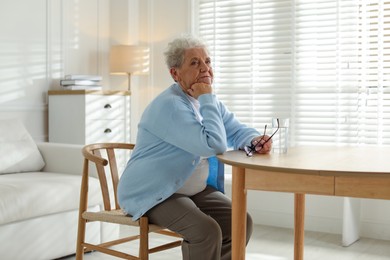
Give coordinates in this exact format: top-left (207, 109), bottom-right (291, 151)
top-left (110, 45), bottom-right (149, 92)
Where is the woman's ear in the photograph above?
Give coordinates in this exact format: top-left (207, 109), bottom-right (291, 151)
top-left (170, 67), bottom-right (179, 82)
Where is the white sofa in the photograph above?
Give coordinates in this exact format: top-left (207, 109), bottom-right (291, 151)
top-left (0, 120), bottom-right (117, 260)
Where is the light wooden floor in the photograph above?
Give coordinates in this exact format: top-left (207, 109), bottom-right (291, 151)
top-left (63, 224), bottom-right (390, 260)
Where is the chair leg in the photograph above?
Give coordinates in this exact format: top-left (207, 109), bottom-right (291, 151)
top-left (139, 217), bottom-right (149, 260)
top-left (76, 160), bottom-right (89, 260)
top-left (75, 217), bottom-right (86, 260)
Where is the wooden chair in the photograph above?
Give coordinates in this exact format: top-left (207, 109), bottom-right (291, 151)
top-left (76, 143), bottom-right (182, 260)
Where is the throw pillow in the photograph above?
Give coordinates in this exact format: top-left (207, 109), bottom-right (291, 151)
top-left (0, 119), bottom-right (45, 174)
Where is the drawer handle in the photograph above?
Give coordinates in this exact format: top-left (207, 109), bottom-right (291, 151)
top-left (104, 128), bottom-right (112, 134)
top-left (104, 104), bottom-right (112, 109)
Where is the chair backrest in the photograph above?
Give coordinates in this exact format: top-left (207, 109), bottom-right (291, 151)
top-left (82, 143), bottom-right (135, 211)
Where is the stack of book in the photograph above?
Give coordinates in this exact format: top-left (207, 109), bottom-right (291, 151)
top-left (60, 75), bottom-right (103, 90)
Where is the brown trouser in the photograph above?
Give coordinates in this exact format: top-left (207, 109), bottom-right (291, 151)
top-left (145, 186), bottom-right (253, 260)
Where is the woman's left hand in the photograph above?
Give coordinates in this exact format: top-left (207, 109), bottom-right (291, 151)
top-left (252, 135), bottom-right (272, 154)
top-left (187, 82), bottom-right (212, 99)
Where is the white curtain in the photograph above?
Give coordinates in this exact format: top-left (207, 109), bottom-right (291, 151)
top-left (195, 0), bottom-right (390, 146)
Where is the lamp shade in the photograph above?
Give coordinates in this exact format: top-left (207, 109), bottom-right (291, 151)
top-left (110, 45), bottom-right (149, 75)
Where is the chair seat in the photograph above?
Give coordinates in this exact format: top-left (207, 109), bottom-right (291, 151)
top-left (82, 210), bottom-right (163, 233)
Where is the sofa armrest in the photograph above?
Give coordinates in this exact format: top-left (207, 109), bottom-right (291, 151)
top-left (37, 142), bottom-right (84, 176)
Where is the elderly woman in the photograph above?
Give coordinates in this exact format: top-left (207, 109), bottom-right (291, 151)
top-left (118, 35), bottom-right (272, 260)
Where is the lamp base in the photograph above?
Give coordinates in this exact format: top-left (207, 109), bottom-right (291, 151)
top-left (127, 72), bottom-right (132, 93)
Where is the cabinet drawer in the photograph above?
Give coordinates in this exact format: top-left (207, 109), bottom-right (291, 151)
top-left (86, 119), bottom-right (126, 143)
top-left (86, 95), bottom-right (126, 120)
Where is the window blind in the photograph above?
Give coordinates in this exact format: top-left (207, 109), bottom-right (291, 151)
top-left (195, 0), bottom-right (390, 146)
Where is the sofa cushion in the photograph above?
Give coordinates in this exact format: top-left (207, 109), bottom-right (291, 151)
top-left (0, 119), bottom-right (45, 174)
top-left (0, 172), bottom-right (101, 225)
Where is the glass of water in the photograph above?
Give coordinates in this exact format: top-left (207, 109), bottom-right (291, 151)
top-left (272, 118), bottom-right (289, 154)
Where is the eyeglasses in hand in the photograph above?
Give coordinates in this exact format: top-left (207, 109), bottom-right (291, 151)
top-left (244, 119), bottom-right (280, 157)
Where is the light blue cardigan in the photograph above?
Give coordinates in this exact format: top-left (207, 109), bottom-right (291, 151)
top-left (117, 83), bottom-right (260, 220)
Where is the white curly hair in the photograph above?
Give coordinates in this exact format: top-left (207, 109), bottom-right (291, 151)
top-left (164, 35), bottom-right (209, 69)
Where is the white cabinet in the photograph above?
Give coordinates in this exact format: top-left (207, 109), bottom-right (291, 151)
top-left (48, 90), bottom-right (130, 145)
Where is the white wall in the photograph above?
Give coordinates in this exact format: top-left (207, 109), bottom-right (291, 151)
top-left (0, 0), bottom-right (190, 142)
top-left (111, 0), bottom-right (193, 142)
top-left (1, 0), bottom-right (390, 242)
top-left (0, 0), bottom-right (110, 141)
top-left (0, 0), bottom-right (50, 140)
